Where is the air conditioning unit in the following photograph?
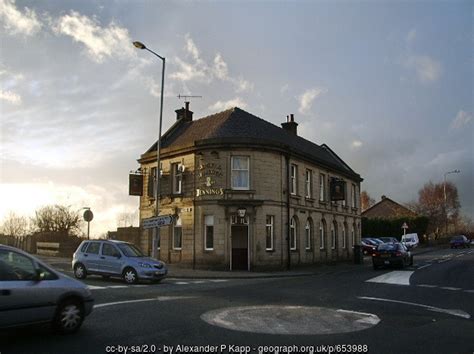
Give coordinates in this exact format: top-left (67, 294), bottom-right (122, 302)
top-left (177, 164), bottom-right (186, 173)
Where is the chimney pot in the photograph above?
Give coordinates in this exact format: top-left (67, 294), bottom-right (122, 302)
top-left (281, 114), bottom-right (298, 136)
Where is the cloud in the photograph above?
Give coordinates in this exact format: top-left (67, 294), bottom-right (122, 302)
top-left (450, 110), bottom-right (472, 130)
top-left (280, 84), bottom-right (290, 94)
top-left (0, 0), bottom-right (41, 36)
top-left (405, 55), bottom-right (442, 84)
top-left (52, 11), bottom-right (135, 63)
top-left (351, 140), bottom-right (363, 149)
top-left (406, 29), bottom-right (417, 45)
top-left (170, 34), bottom-right (253, 93)
top-left (208, 97), bottom-right (247, 111)
top-left (0, 89), bottom-right (21, 104)
top-left (297, 87), bottom-right (327, 115)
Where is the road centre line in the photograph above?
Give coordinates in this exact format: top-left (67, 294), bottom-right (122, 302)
top-left (417, 284), bottom-right (437, 288)
top-left (418, 264), bottom-right (432, 269)
top-left (95, 296), bottom-right (197, 309)
top-left (440, 287), bottom-right (462, 291)
top-left (358, 296), bottom-right (471, 319)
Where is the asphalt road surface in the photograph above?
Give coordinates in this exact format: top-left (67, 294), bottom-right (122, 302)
top-left (1, 247), bottom-right (473, 354)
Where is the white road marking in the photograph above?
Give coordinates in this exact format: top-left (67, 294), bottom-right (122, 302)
top-left (209, 279), bottom-right (229, 283)
top-left (94, 296), bottom-right (196, 309)
top-left (463, 290), bottom-right (474, 293)
top-left (192, 281), bottom-right (206, 284)
top-left (108, 285), bottom-right (128, 289)
top-left (417, 284), bottom-right (437, 288)
top-left (418, 264), bottom-right (432, 270)
top-left (366, 271), bottom-right (414, 286)
top-left (438, 259), bottom-right (451, 263)
top-left (175, 281), bottom-right (190, 285)
top-left (87, 285), bottom-right (107, 290)
top-left (439, 287), bottom-right (462, 291)
top-left (358, 296), bottom-right (471, 319)
top-left (336, 309), bottom-right (380, 325)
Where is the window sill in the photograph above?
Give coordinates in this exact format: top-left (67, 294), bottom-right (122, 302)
top-left (305, 248), bottom-right (312, 252)
top-left (305, 197), bottom-right (315, 202)
top-left (319, 201), bottom-right (327, 205)
top-left (265, 249), bottom-right (275, 253)
top-left (204, 249), bottom-right (214, 252)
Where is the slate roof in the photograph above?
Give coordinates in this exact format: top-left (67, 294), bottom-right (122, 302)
top-left (142, 107), bottom-right (362, 181)
top-left (362, 196), bottom-right (417, 219)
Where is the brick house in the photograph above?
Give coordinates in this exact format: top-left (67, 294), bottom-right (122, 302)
top-left (136, 104), bottom-right (363, 270)
top-left (361, 196), bottom-right (417, 219)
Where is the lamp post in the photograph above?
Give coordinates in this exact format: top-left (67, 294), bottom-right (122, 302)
top-left (81, 207), bottom-right (93, 240)
top-left (443, 169), bottom-right (460, 236)
top-left (133, 41), bottom-right (165, 259)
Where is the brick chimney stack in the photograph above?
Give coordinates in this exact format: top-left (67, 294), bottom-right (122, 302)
top-left (281, 113), bottom-right (298, 135)
top-left (175, 101), bottom-right (193, 122)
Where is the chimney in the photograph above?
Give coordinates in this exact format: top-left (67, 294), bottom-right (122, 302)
top-left (281, 113), bottom-right (298, 135)
top-left (381, 195), bottom-right (386, 200)
top-left (175, 101), bottom-right (193, 122)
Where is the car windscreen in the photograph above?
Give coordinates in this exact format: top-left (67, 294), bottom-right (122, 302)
top-left (403, 238), bottom-right (414, 242)
top-left (377, 244), bottom-right (398, 251)
top-left (117, 243), bottom-right (144, 257)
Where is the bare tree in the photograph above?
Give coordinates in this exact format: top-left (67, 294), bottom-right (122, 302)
top-left (116, 211), bottom-right (137, 228)
top-left (31, 205), bottom-right (82, 236)
top-left (1, 212), bottom-right (30, 237)
top-left (361, 190), bottom-right (375, 211)
top-left (411, 181), bottom-right (460, 235)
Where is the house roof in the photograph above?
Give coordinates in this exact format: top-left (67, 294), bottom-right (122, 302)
top-left (141, 107), bottom-right (362, 181)
top-left (361, 196), bottom-right (417, 219)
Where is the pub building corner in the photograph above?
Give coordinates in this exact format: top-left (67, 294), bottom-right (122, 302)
top-left (130, 103), bottom-right (363, 271)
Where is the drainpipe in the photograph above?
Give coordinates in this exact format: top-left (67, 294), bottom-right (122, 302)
top-left (192, 153), bottom-right (197, 270)
top-left (285, 153), bottom-right (291, 270)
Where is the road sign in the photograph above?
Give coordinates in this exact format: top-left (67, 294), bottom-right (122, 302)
top-left (83, 209), bottom-right (94, 222)
top-left (142, 215), bottom-right (173, 229)
top-left (402, 222), bottom-right (408, 229)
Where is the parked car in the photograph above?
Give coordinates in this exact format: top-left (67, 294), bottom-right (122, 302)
top-left (0, 244), bottom-right (93, 333)
top-left (401, 233), bottom-right (419, 249)
top-left (72, 240), bottom-right (168, 284)
top-left (450, 235), bottom-right (471, 249)
top-left (378, 237), bottom-right (399, 244)
top-left (361, 239), bottom-right (377, 255)
top-left (372, 242), bottom-right (413, 269)
top-left (368, 238), bottom-right (384, 245)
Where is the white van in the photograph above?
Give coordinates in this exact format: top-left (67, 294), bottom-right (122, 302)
top-left (401, 233), bottom-right (419, 248)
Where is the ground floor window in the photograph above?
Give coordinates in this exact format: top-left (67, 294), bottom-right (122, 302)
top-left (305, 219), bottom-right (312, 250)
top-left (290, 217), bottom-right (297, 250)
top-left (342, 224), bottom-right (347, 249)
top-left (204, 215), bottom-right (214, 250)
top-left (173, 216), bottom-right (182, 250)
top-left (266, 215), bottom-right (274, 250)
top-left (320, 220), bottom-right (326, 250)
top-left (331, 224), bottom-right (336, 249)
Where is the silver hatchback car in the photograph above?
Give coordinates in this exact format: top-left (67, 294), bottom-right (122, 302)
top-left (0, 244), bottom-right (93, 333)
top-left (72, 240), bottom-right (167, 284)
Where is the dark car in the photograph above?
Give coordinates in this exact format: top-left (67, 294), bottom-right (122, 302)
top-left (378, 237), bottom-right (399, 244)
top-left (361, 239), bottom-right (377, 255)
top-left (372, 242), bottom-right (413, 269)
top-left (450, 235), bottom-right (471, 249)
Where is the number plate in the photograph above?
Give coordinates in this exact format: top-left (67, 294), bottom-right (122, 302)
top-left (384, 260), bottom-right (390, 265)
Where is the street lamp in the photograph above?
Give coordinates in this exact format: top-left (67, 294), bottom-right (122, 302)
top-left (133, 40), bottom-right (165, 259)
top-left (443, 169), bottom-right (460, 236)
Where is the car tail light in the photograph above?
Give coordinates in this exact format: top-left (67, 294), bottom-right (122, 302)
top-left (396, 252), bottom-right (402, 256)
top-left (372, 252), bottom-right (379, 257)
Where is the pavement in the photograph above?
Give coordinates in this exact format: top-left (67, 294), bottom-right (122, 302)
top-left (36, 244), bottom-right (446, 279)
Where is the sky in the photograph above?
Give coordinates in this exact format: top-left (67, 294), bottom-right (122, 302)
top-left (0, 0), bottom-right (472, 237)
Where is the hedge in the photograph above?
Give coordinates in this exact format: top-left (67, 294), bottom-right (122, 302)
top-left (361, 216), bottom-right (430, 242)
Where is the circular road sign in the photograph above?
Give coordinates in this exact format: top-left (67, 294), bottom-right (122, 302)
top-left (83, 209), bottom-right (94, 222)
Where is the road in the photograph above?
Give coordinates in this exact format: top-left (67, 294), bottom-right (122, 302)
top-left (1, 247), bottom-right (473, 354)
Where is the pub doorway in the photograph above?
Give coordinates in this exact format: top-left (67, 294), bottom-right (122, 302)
top-left (230, 215), bottom-right (249, 271)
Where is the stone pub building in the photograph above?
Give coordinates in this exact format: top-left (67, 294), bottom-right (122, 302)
top-left (133, 104), bottom-right (362, 270)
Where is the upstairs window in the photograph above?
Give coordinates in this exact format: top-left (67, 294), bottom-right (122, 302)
top-left (231, 156), bottom-right (249, 190)
top-left (305, 170), bottom-right (312, 198)
top-left (172, 163), bottom-right (183, 194)
top-left (352, 184), bottom-right (357, 208)
top-left (148, 167), bottom-right (157, 198)
top-left (290, 164), bottom-right (297, 195)
top-left (319, 174), bottom-right (326, 202)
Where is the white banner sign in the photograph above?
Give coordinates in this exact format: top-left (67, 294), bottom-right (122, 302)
top-left (142, 215), bottom-right (173, 229)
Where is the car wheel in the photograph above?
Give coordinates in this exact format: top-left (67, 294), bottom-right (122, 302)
top-left (53, 299), bottom-right (84, 334)
top-left (73, 263), bottom-right (87, 279)
top-left (123, 267), bottom-right (138, 284)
